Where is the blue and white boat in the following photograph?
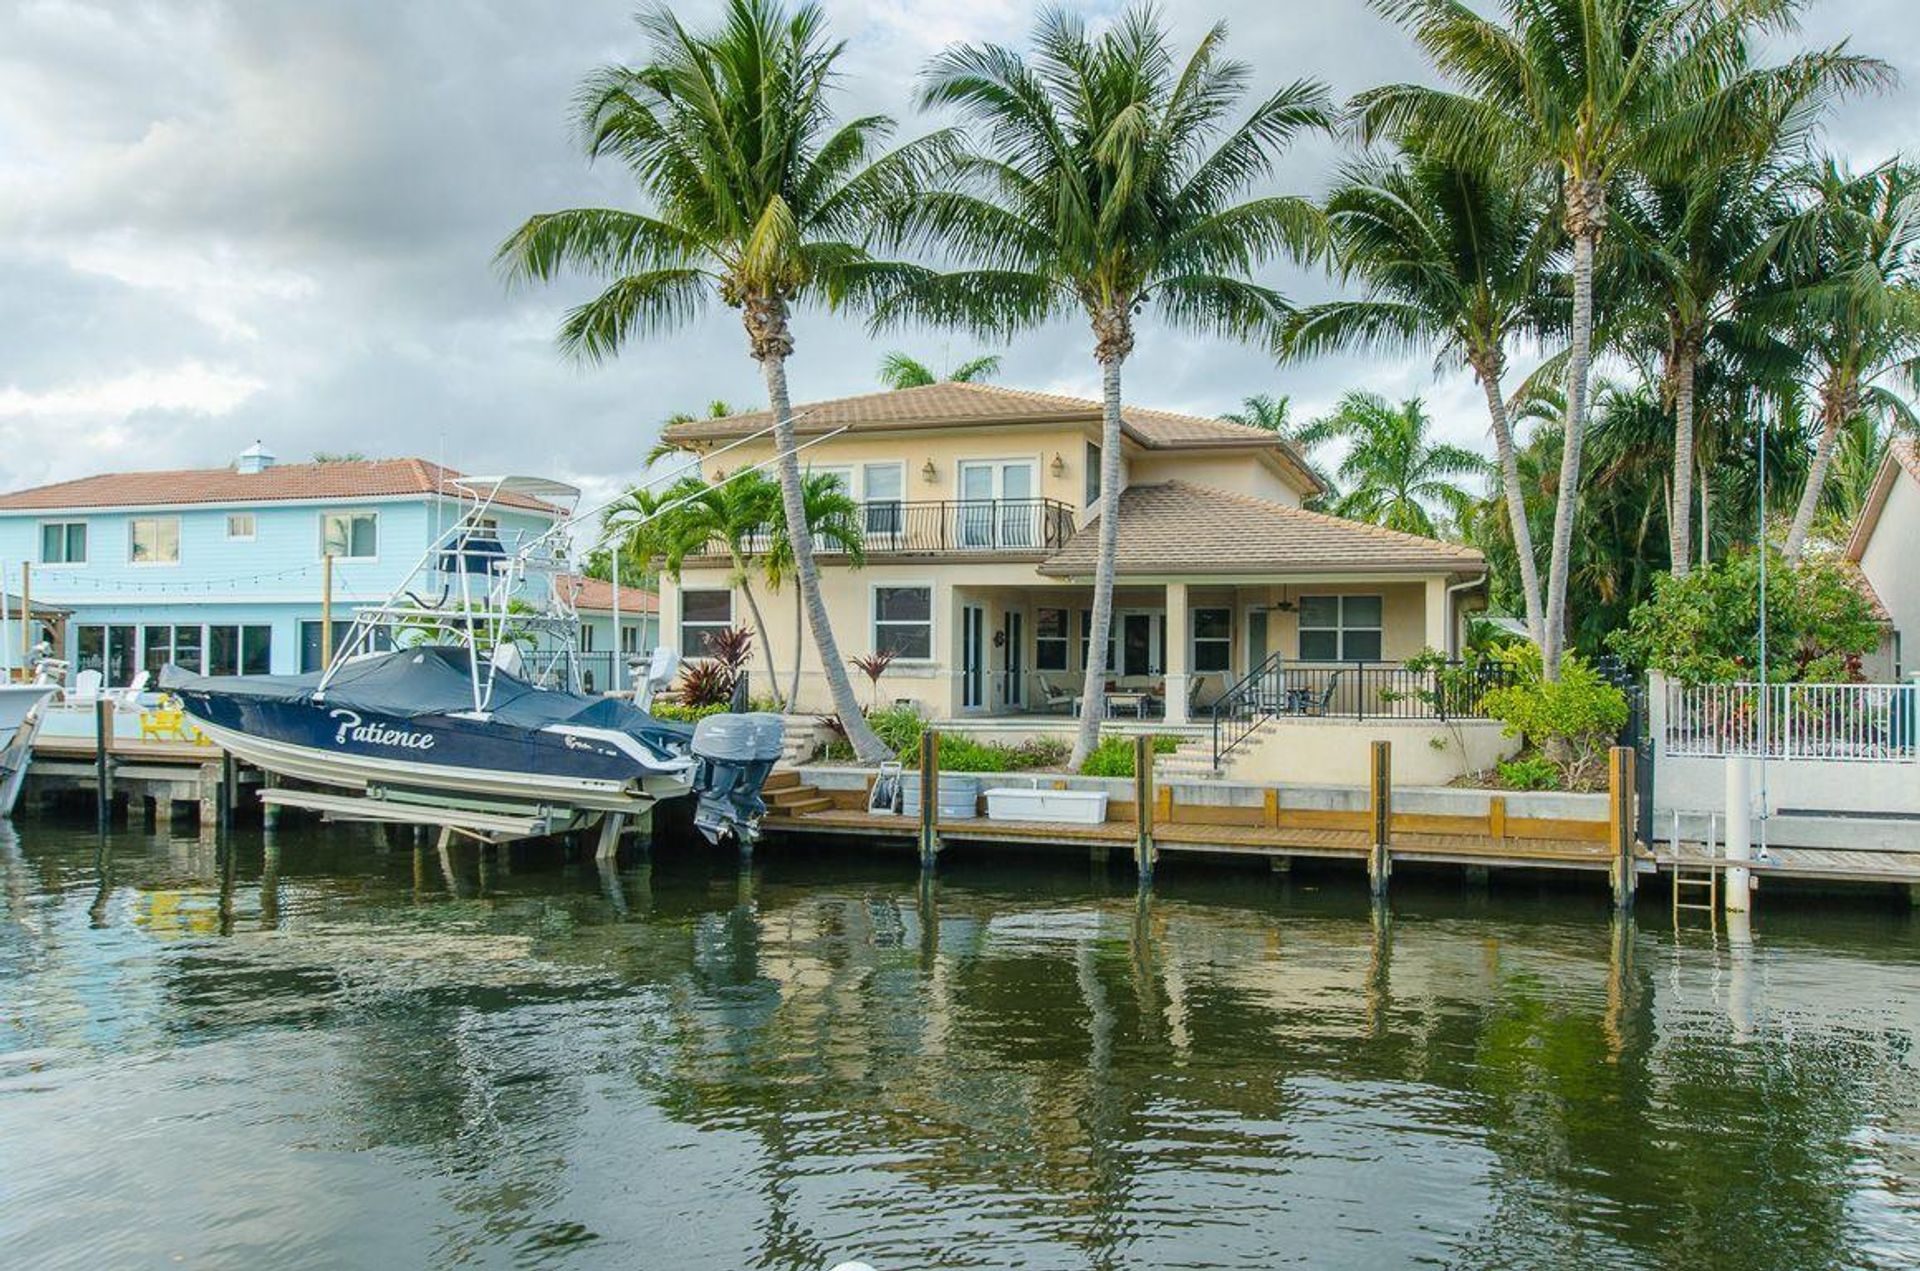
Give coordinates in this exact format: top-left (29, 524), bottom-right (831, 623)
top-left (165, 475), bottom-right (783, 847)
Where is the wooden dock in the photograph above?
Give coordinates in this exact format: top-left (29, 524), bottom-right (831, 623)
top-left (27, 732), bottom-right (258, 832)
top-left (762, 737), bottom-right (1920, 904)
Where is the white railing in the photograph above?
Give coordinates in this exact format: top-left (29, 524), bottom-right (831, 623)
top-left (1663, 679), bottom-right (1918, 762)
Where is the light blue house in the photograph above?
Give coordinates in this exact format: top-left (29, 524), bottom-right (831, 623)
top-left (0, 444), bottom-right (565, 686)
top-left (559, 573), bottom-right (659, 693)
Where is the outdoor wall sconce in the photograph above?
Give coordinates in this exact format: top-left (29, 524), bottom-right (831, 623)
top-left (921, 459), bottom-right (938, 483)
top-left (1050, 452), bottom-right (1066, 477)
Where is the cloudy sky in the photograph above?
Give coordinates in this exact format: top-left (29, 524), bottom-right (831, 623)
top-left (2, 0), bottom-right (1914, 510)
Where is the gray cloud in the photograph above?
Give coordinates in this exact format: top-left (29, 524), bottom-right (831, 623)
top-left (3, 0), bottom-right (1913, 512)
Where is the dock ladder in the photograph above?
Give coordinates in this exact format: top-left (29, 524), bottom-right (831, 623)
top-left (1670, 811), bottom-right (1720, 927)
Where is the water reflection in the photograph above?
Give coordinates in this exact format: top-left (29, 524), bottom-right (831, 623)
top-left (0, 821), bottom-right (1915, 1270)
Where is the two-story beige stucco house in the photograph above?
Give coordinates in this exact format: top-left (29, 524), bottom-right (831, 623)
top-left (655, 382), bottom-right (1490, 740)
top-left (1846, 436), bottom-right (1920, 680)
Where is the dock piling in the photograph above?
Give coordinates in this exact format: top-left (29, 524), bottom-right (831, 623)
top-left (917, 729), bottom-right (939, 870)
top-left (1367, 740), bottom-right (1392, 898)
top-left (1134, 734), bottom-right (1156, 883)
top-left (92, 699), bottom-right (110, 832)
top-left (1609, 746), bottom-right (1637, 909)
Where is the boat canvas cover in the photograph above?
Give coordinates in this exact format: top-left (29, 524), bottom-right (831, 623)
top-left (161, 646), bottom-right (692, 745)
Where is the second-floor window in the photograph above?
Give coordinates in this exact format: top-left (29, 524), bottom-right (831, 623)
top-left (129, 517), bottom-right (180, 564)
top-left (40, 521), bottom-right (86, 564)
top-left (321, 510), bottom-right (378, 559)
top-left (226, 513), bottom-right (256, 541)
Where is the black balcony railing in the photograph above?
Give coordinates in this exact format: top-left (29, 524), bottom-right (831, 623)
top-left (684, 498), bottom-right (1076, 559)
top-left (1212, 658), bottom-right (1517, 768)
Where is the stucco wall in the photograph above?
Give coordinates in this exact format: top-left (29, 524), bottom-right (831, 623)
top-left (1126, 453), bottom-right (1303, 504)
top-left (1223, 718), bottom-right (1519, 785)
top-left (1860, 475), bottom-right (1920, 677)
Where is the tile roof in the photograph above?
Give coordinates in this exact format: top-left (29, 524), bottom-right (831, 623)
top-left (556, 573), bottom-right (658, 614)
top-left (1038, 479), bottom-right (1485, 576)
top-left (0, 458), bottom-right (565, 514)
top-left (661, 381), bottom-right (1321, 489)
top-left (1845, 436), bottom-right (1919, 561)
top-left (1838, 561), bottom-right (1893, 624)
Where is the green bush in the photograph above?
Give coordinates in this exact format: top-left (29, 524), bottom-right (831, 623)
top-left (866, 704), bottom-right (927, 755)
top-left (1496, 755), bottom-right (1562, 791)
top-left (934, 734), bottom-right (1069, 773)
top-left (1608, 549), bottom-right (1880, 684)
top-left (1481, 649), bottom-right (1627, 788)
top-left (1078, 735), bottom-right (1179, 777)
top-left (651, 701), bottom-right (729, 723)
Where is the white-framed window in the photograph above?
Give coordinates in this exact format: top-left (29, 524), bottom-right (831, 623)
top-left (207, 624), bottom-right (272, 676)
top-left (1192, 607), bottom-right (1233, 673)
top-left (620, 623), bottom-right (642, 654)
top-left (128, 516), bottom-right (181, 564)
top-left (1079, 610), bottom-right (1117, 674)
top-left (226, 513), bottom-right (256, 541)
top-left (320, 510), bottom-right (378, 559)
top-left (581, 625), bottom-right (596, 652)
top-left (1034, 606), bottom-right (1070, 671)
top-left (862, 462), bottom-right (905, 537)
top-left (1298, 594), bottom-right (1384, 662)
top-left (872, 585), bottom-right (932, 660)
top-left (957, 459), bottom-right (1037, 547)
top-left (1084, 441), bottom-right (1102, 508)
top-left (39, 521), bottom-right (86, 564)
top-left (680, 589), bottom-right (733, 657)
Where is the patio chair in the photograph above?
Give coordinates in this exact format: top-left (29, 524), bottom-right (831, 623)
top-left (65, 668), bottom-right (104, 706)
top-left (1036, 672), bottom-right (1082, 715)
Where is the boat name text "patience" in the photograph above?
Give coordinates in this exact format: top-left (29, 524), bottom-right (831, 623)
top-left (329, 709), bottom-right (436, 752)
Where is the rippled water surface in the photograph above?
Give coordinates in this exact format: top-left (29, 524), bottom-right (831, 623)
top-left (2, 819), bottom-right (1916, 1270)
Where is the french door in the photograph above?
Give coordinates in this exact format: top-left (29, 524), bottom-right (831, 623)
top-left (961, 604), bottom-right (987, 710)
top-left (957, 461), bottom-right (1037, 548)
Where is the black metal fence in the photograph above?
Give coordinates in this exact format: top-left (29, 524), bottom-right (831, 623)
top-left (683, 498), bottom-right (1077, 558)
top-left (1212, 657), bottom-right (1518, 768)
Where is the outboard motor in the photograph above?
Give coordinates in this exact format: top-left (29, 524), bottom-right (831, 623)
top-left (690, 711), bottom-right (786, 844)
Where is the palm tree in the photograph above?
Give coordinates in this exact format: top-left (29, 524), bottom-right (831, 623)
top-left (886, 7), bottom-right (1331, 765)
top-left (1222, 393), bottom-right (1293, 432)
top-left (647, 400), bottom-right (740, 469)
top-left (496, 0), bottom-right (949, 762)
top-left (765, 471), bottom-right (866, 708)
top-left (1769, 159), bottom-right (1920, 558)
top-left (1354, 0), bottom-right (1881, 674)
top-left (662, 472), bottom-right (786, 702)
top-left (876, 351), bottom-right (1002, 389)
top-left (1287, 153), bottom-right (1560, 646)
top-left (1306, 392), bottom-right (1489, 538)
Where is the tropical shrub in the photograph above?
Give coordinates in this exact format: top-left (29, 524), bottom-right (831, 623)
top-left (1495, 755), bottom-right (1562, 791)
top-left (1078, 735), bottom-right (1179, 778)
top-left (651, 701), bottom-right (729, 723)
top-left (674, 659), bottom-right (734, 709)
top-left (1608, 550), bottom-right (1880, 684)
top-left (864, 704), bottom-right (925, 755)
top-left (849, 649), bottom-right (898, 709)
top-left (1480, 646), bottom-right (1628, 788)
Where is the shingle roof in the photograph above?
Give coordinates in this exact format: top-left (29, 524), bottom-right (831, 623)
top-left (0, 458), bottom-right (563, 513)
top-left (661, 381), bottom-right (1321, 490)
top-left (556, 573), bottom-right (658, 615)
top-left (1846, 436), bottom-right (1920, 561)
top-left (1037, 480), bottom-right (1484, 576)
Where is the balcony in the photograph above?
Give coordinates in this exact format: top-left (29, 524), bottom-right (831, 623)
top-left (682, 498), bottom-right (1077, 561)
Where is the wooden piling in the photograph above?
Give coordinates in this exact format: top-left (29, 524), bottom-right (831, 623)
top-left (93, 698), bottom-right (110, 831)
top-left (917, 728), bottom-right (939, 869)
top-left (1367, 740), bottom-right (1392, 898)
top-left (1609, 745), bottom-right (1637, 908)
top-left (1133, 734), bottom-right (1156, 881)
top-left (220, 750), bottom-right (236, 837)
top-left (320, 554), bottom-right (335, 666)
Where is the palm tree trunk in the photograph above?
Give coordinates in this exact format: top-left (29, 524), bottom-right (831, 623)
top-left (1476, 360), bottom-right (1544, 648)
top-left (730, 562), bottom-right (780, 709)
top-left (1069, 347), bottom-right (1128, 771)
top-left (1669, 349), bottom-right (1696, 578)
top-left (1698, 461), bottom-right (1711, 568)
top-left (788, 588), bottom-right (803, 709)
top-left (1543, 223), bottom-right (1598, 682)
top-left (1784, 379), bottom-right (1847, 562)
top-left (756, 331), bottom-right (888, 762)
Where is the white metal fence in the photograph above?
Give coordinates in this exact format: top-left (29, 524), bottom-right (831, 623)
top-left (1662, 680), bottom-right (1919, 762)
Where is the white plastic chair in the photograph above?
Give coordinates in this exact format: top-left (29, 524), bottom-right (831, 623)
top-left (66, 668), bottom-right (104, 705)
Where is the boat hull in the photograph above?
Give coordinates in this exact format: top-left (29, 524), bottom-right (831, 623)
top-left (174, 690), bottom-right (693, 812)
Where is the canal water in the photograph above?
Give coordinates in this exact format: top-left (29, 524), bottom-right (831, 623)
top-left (2, 821), bottom-right (1916, 1270)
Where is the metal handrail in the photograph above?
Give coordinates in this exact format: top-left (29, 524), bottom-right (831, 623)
top-left (681, 498), bottom-right (1077, 558)
top-left (1211, 651), bottom-right (1285, 769)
